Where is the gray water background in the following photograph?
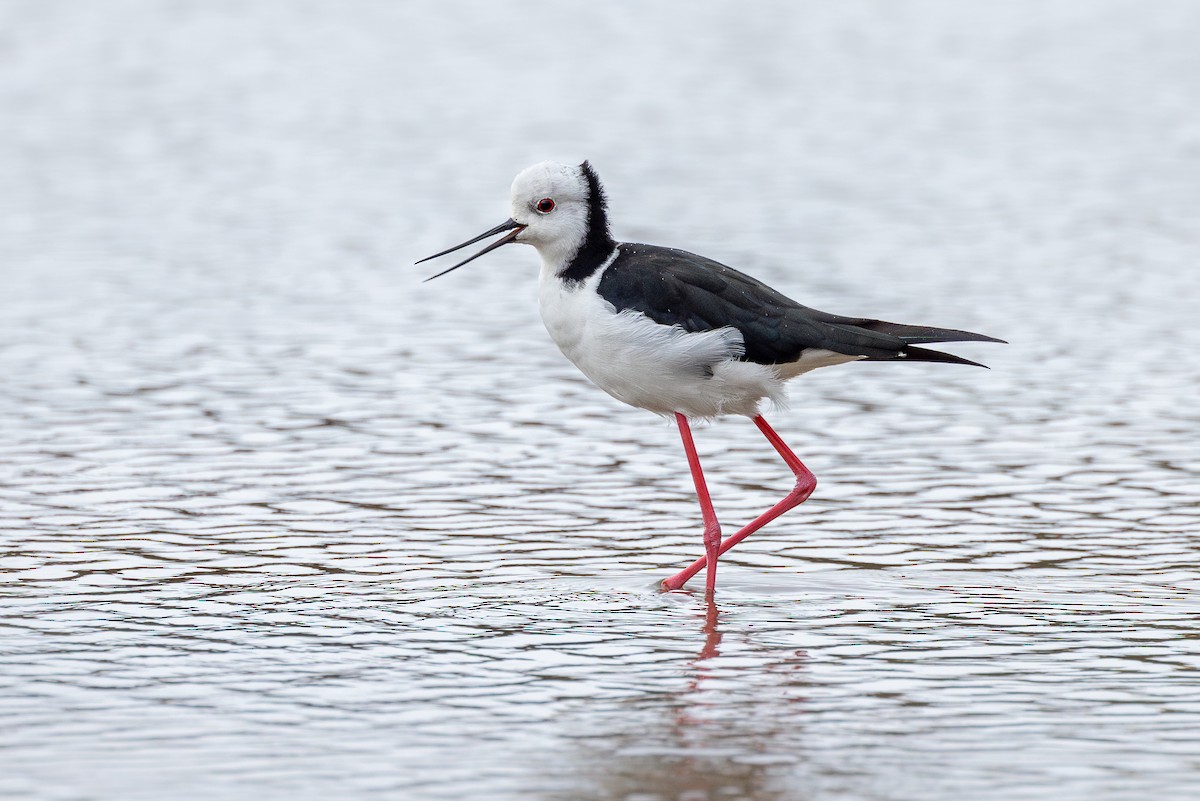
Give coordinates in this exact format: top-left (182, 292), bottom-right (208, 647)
top-left (2, 1), bottom-right (1199, 799)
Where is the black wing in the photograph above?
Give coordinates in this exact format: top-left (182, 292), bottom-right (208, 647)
top-left (596, 244), bottom-right (1003, 367)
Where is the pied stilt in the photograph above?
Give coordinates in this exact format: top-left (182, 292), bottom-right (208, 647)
top-left (418, 161), bottom-right (1003, 595)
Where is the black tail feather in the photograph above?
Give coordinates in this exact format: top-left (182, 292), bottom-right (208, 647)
top-left (890, 345), bottom-right (990, 368)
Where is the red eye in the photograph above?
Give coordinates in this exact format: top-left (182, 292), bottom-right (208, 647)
top-left (535, 198), bottom-right (555, 213)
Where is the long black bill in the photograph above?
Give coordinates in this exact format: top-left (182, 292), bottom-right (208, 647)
top-left (417, 219), bottom-right (526, 282)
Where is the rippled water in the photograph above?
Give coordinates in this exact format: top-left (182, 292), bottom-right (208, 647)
top-left (3, 1), bottom-right (1200, 799)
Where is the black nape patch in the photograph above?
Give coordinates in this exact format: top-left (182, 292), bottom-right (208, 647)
top-left (560, 160), bottom-right (618, 284)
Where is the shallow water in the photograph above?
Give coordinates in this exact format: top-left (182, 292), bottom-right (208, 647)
top-left (2, 1), bottom-right (1200, 799)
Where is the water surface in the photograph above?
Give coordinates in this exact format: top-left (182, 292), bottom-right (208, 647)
top-left (2, 1), bottom-right (1199, 799)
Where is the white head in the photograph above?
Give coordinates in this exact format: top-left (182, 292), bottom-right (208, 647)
top-left (419, 161), bottom-right (615, 281)
top-left (509, 161), bottom-right (593, 263)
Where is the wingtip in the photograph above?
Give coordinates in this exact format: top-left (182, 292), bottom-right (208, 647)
top-left (943, 332), bottom-right (1006, 346)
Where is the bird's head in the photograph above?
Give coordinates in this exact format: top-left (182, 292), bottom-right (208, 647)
top-left (419, 161), bottom-right (612, 280)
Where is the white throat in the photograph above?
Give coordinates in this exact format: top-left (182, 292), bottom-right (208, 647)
top-left (530, 236), bottom-right (587, 279)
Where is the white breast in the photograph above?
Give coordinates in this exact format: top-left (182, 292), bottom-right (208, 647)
top-left (537, 258), bottom-right (787, 418)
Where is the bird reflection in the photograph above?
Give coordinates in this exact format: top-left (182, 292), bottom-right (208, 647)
top-left (562, 589), bottom-right (811, 801)
top-left (697, 595), bottom-right (722, 661)
top-left (673, 594), bottom-right (724, 729)
top-left (615, 594), bottom-right (808, 799)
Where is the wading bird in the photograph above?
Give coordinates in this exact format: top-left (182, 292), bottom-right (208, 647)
top-left (419, 161), bottom-right (1002, 595)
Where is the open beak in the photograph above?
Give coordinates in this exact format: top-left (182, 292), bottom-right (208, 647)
top-left (417, 219), bottom-right (527, 282)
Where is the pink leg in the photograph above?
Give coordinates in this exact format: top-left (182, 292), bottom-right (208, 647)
top-left (672, 413), bottom-right (722, 595)
top-left (662, 415), bottom-right (817, 591)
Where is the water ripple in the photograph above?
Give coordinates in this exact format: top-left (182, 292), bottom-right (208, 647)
top-left (3, 0), bottom-right (1200, 799)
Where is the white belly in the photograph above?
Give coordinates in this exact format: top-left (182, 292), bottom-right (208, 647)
top-left (537, 268), bottom-right (787, 418)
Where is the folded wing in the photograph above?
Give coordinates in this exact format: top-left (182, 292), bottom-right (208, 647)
top-left (596, 244), bottom-right (1004, 368)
